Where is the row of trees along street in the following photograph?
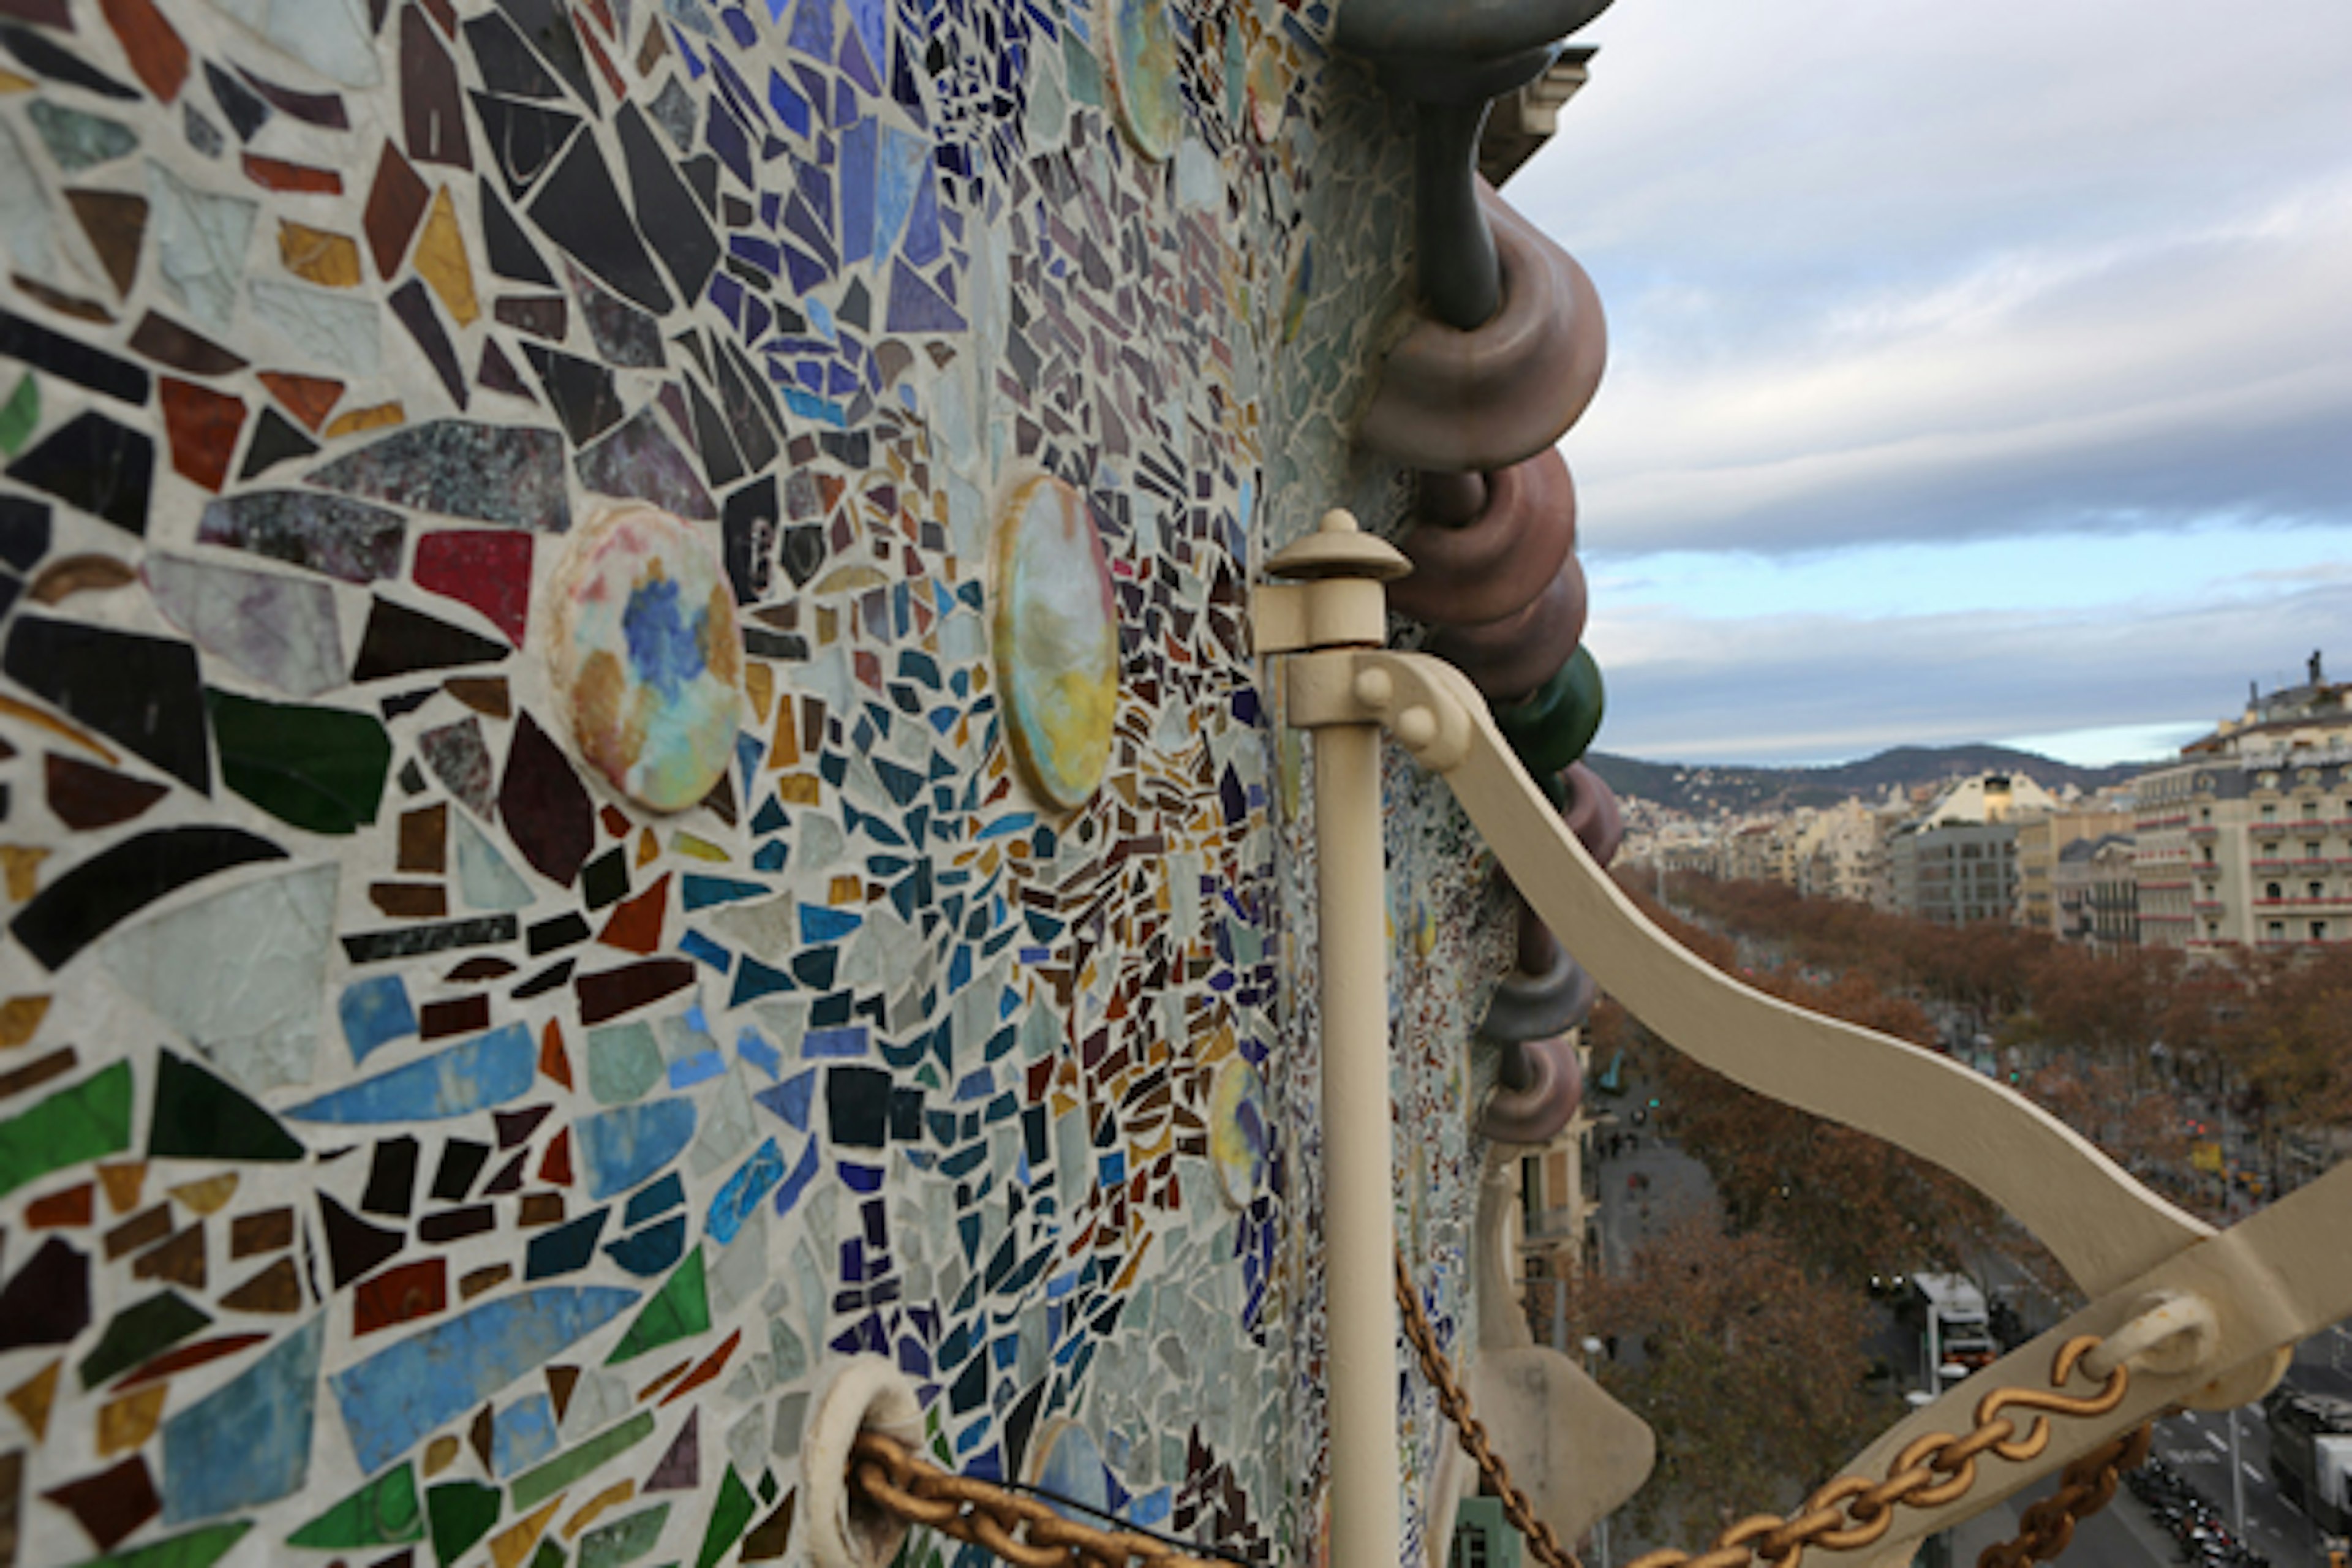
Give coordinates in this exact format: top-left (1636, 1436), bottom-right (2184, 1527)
top-left (1547, 870), bottom-right (2352, 1548)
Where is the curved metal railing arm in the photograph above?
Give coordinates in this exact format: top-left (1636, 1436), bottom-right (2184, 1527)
top-left (1293, 645), bottom-right (2213, 1300)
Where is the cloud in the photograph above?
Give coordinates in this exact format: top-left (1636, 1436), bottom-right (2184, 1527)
top-left (1584, 574), bottom-right (2352, 765)
top-left (1506, 0), bottom-right (2352, 557)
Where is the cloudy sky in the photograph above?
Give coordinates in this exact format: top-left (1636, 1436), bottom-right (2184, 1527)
top-left (1511, 0), bottom-right (2352, 766)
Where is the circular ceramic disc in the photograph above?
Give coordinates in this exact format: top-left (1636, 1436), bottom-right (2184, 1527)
top-left (548, 503), bottom-right (744, 813)
top-left (1209, 1057), bottom-right (1270, 1209)
top-left (1102, 0), bottom-right (1183, 161)
top-left (993, 475), bottom-right (1118, 812)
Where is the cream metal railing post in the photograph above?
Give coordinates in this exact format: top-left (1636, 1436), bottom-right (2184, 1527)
top-left (1258, 510), bottom-right (1415, 1568)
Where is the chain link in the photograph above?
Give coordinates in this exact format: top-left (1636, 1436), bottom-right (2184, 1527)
top-left (849, 1430), bottom-right (1228, 1568)
top-left (1616, 1335), bottom-right (2147, 1568)
top-left (847, 1262), bottom-right (2151, 1568)
top-left (1393, 1247), bottom-right (1589, 1568)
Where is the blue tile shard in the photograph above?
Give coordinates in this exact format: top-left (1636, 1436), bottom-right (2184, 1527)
top-left (285, 1022), bottom-right (535, 1123)
top-left (162, 1314), bottom-right (325, 1522)
top-left (329, 1286), bottom-right (639, 1473)
top-left (575, 1098), bottom-right (698, 1200)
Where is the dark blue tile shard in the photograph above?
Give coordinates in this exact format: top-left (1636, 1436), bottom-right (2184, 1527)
top-left (239, 407), bottom-right (320, 480)
top-left (0, 494), bottom-right (51, 572)
top-left (341, 914), bottom-right (519, 963)
top-left (353, 598), bottom-right (510, 682)
top-left (622, 1172), bottom-right (682, 1226)
top-left (689, 379), bottom-right (745, 489)
top-left (10, 827), bottom-right (284, 972)
top-left (0, 1237), bottom-right (90, 1351)
top-left (493, 0), bottom-right (599, 108)
top-left (614, 103), bottom-right (718, 303)
top-left (527, 134), bottom-right (674, 315)
top-left (304, 420), bottom-right (573, 531)
top-left (576, 407), bottom-right (715, 519)
top-left (720, 475), bottom-right (775, 603)
top-left (884, 262), bottom-right (964, 334)
top-left (0, 24), bottom-right (138, 99)
top-left (564, 261), bottom-right (663, 369)
top-left (499, 712), bottom-right (592, 886)
top-left (467, 91), bottom-right (581, 199)
top-left (713, 343), bottom-right (780, 473)
top-left (520, 344), bottom-right (624, 446)
top-left (648, 75), bottom-right (694, 150)
top-left (4, 616), bottom-right (211, 791)
top-left (197, 491), bottom-right (406, 582)
top-left (524, 1205), bottom-right (607, 1278)
top-left (704, 96), bottom-right (751, 186)
top-left (0, 307), bottom-right (148, 404)
top-left (479, 185), bottom-right (557, 285)
top-left (5, 409), bottom-right (153, 535)
top-left (390, 280), bottom-right (471, 410)
top-left (204, 61), bottom-right (271, 140)
top-left (463, 9), bottom-right (565, 99)
top-left (602, 1215), bottom-right (684, 1276)
top-left (401, 6), bottom-right (472, 170)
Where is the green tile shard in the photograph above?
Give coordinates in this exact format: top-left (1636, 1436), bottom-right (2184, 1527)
top-left (70, 1521), bottom-right (253, 1568)
top-left (693, 1468), bottom-right (755, 1568)
top-left (605, 1250), bottom-right (707, 1365)
top-left (208, 690), bottom-right (393, 835)
top-left (148, 1050), bottom-right (304, 1163)
top-left (509, 1412), bottom-right (655, 1512)
top-left (0, 373), bottom-right (36, 456)
top-left (578, 1504), bottom-right (669, 1568)
top-left (288, 1462), bottom-right (424, 1548)
top-left (429, 1480), bottom-right (501, 1567)
top-left (80, 1291), bottom-right (211, 1389)
top-left (0, 1060), bottom-right (131, 1200)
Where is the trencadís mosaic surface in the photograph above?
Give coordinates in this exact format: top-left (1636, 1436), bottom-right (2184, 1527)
top-left (0, 0), bottom-right (1513, 1564)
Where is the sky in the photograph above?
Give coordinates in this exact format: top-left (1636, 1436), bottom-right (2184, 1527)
top-left (1509, 0), bottom-right (2352, 767)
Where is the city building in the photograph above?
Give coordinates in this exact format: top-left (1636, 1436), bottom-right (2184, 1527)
top-left (2015, 809), bottom-right (2136, 933)
top-left (2087, 837), bottom-right (2143, 951)
top-left (2135, 654), bottom-right (2352, 952)
top-left (1795, 799), bottom-right (1892, 905)
top-left (1887, 774), bottom-right (2055, 925)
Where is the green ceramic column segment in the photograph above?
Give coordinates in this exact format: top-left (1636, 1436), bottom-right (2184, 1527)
top-left (207, 690), bottom-right (394, 835)
top-left (606, 1251), bottom-right (708, 1363)
top-left (693, 1469), bottom-right (756, 1568)
top-left (0, 1060), bottom-right (130, 1199)
top-left (148, 1051), bottom-right (305, 1162)
top-left (288, 1463), bottom-right (425, 1547)
top-left (427, 1480), bottom-right (500, 1567)
top-left (71, 1522), bottom-right (254, 1568)
top-left (1493, 646), bottom-right (1606, 778)
top-left (578, 1504), bottom-right (670, 1568)
top-left (509, 1412), bottom-right (657, 1511)
top-left (80, 1292), bottom-right (211, 1388)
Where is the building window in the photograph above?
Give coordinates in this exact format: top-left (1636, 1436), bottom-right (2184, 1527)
top-left (2207, 922), bottom-right (2220, 938)
top-left (2267, 882), bottom-right (2283, 900)
top-left (2261, 804), bottom-right (2277, 821)
top-left (2312, 882), bottom-right (2328, 900)
top-left (2313, 922), bottom-right (2329, 941)
top-left (2309, 843), bottom-right (2325, 859)
top-left (2269, 921), bottom-right (2286, 940)
top-left (2199, 807), bottom-right (2213, 823)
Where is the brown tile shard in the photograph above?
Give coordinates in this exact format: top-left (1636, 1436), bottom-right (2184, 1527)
top-left (45, 754), bottom-right (168, 830)
top-left (459, 1264), bottom-right (510, 1300)
top-left (28, 554), bottom-right (136, 604)
top-left (369, 881), bottom-right (448, 918)
top-left (278, 221), bottom-right (364, 287)
top-left (95, 0), bottom-right (186, 100)
top-left (103, 1202), bottom-right (170, 1258)
top-left (257, 369), bottom-right (343, 431)
top-left (229, 1207), bottom-right (294, 1257)
top-left (413, 187), bottom-right (480, 325)
top-left (42, 1456), bottom-right (159, 1551)
top-left (219, 1256), bottom-right (302, 1314)
top-left (24, 1184), bottom-right (92, 1229)
top-left (95, 1384), bottom-right (167, 1455)
top-left (64, 190), bottom-right (146, 298)
top-left (518, 1192), bottom-right (564, 1227)
top-left (5, 1361), bottom-right (59, 1441)
top-left (95, 1163), bottom-right (144, 1214)
top-left (131, 312), bottom-right (246, 376)
top-left (0, 1047), bottom-right (76, 1104)
top-left (363, 142), bottom-right (430, 276)
top-left (398, 803), bottom-right (448, 872)
top-left (0, 996), bottom-right (44, 1049)
top-left (159, 377), bottom-right (246, 492)
top-left (9, 273), bottom-right (111, 322)
top-left (243, 153), bottom-right (342, 194)
top-left (444, 677), bottom-right (509, 718)
top-left (128, 1221), bottom-right (205, 1287)
top-left (324, 401), bottom-right (403, 437)
top-left (418, 995), bottom-right (488, 1039)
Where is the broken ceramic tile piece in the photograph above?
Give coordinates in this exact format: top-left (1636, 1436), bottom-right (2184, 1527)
top-left (304, 419), bottom-right (572, 530)
top-left (198, 489), bottom-right (404, 582)
top-left (143, 552), bottom-right (345, 698)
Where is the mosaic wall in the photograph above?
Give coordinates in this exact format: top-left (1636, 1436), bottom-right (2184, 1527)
top-left (0, 0), bottom-right (1521, 1562)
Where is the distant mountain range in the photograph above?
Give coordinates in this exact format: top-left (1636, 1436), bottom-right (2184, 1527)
top-left (1583, 744), bottom-right (2148, 816)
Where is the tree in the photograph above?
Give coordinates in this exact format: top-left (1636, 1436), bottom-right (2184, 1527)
top-left (1561, 1212), bottom-right (1897, 1547)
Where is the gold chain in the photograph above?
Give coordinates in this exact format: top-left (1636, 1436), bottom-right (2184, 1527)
top-left (1393, 1247), bottom-right (1589, 1568)
top-left (849, 1265), bottom-right (2150, 1568)
top-left (848, 1430), bottom-right (1227, 1568)
top-left (1617, 1336), bottom-right (2147, 1568)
